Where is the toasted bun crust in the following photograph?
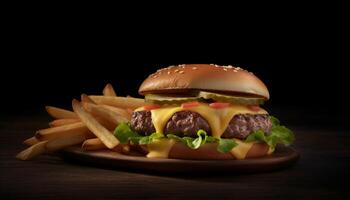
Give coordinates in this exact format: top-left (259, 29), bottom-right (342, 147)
top-left (168, 142), bottom-right (270, 160)
top-left (139, 64), bottom-right (270, 99)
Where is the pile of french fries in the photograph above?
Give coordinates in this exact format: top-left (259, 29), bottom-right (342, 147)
top-left (16, 84), bottom-right (146, 160)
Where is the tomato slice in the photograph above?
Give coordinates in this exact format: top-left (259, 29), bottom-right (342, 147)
top-left (209, 102), bottom-right (231, 109)
top-left (143, 104), bottom-right (161, 110)
top-left (248, 105), bottom-right (261, 112)
top-left (181, 101), bottom-right (200, 109)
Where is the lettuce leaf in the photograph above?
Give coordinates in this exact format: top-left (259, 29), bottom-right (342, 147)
top-left (167, 129), bottom-right (210, 149)
top-left (245, 130), bottom-right (266, 143)
top-left (138, 132), bottom-right (163, 145)
top-left (114, 122), bottom-right (141, 144)
top-left (266, 125), bottom-right (295, 147)
top-left (162, 130), bottom-right (237, 152)
top-left (114, 123), bottom-right (164, 145)
top-left (217, 138), bottom-right (237, 153)
top-left (269, 116), bottom-right (280, 126)
top-left (167, 130), bottom-right (207, 149)
top-left (245, 116), bottom-right (295, 149)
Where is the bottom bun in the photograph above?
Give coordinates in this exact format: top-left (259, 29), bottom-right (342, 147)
top-left (120, 140), bottom-right (272, 160)
top-left (168, 142), bottom-right (270, 160)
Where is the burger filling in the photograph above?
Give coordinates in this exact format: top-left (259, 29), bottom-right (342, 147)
top-left (131, 110), bottom-right (272, 139)
top-left (114, 102), bottom-right (294, 156)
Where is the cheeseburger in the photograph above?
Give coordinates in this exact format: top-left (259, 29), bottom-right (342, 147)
top-left (114, 64), bottom-right (294, 160)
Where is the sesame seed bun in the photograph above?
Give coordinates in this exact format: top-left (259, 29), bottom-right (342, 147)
top-left (139, 64), bottom-right (270, 99)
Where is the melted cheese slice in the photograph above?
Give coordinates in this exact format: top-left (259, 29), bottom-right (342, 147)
top-left (267, 147), bottom-right (275, 155)
top-left (231, 139), bottom-right (255, 159)
top-left (147, 139), bottom-right (175, 158)
top-left (150, 106), bottom-right (183, 137)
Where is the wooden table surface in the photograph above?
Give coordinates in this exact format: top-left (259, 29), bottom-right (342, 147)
top-left (1, 115), bottom-right (349, 199)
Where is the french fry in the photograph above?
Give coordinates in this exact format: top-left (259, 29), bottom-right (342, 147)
top-left (81, 94), bottom-right (97, 104)
top-left (46, 133), bottom-right (91, 152)
top-left (23, 136), bottom-right (39, 146)
top-left (89, 96), bottom-right (145, 110)
top-left (46, 106), bottom-right (78, 119)
top-left (16, 141), bottom-right (48, 160)
top-left (82, 138), bottom-right (106, 151)
top-left (82, 102), bottom-right (129, 124)
top-left (18, 133), bottom-right (92, 160)
top-left (49, 118), bottom-right (81, 127)
top-left (72, 99), bottom-right (119, 149)
top-left (103, 83), bottom-right (117, 97)
top-left (35, 122), bottom-right (91, 141)
top-left (82, 102), bottom-right (124, 130)
top-left (95, 117), bottom-right (117, 131)
top-left (101, 105), bottom-right (131, 120)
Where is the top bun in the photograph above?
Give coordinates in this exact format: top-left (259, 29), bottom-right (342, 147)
top-left (139, 64), bottom-right (270, 99)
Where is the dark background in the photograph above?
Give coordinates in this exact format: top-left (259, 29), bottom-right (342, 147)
top-left (2, 10), bottom-right (348, 128)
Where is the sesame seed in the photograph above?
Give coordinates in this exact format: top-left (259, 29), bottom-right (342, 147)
top-left (192, 67), bottom-right (197, 70)
top-left (167, 71), bottom-right (171, 74)
top-left (233, 70), bottom-right (238, 72)
top-left (227, 65), bottom-right (233, 68)
top-left (249, 72), bottom-right (253, 75)
top-left (153, 75), bottom-right (158, 78)
top-left (210, 64), bottom-right (215, 66)
top-left (236, 67), bottom-right (242, 70)
top-left (174, 69), bottom-right (179, 73)
top-left (179, 70), bottom-right (184, 74)
top-left (223, 68), bottom-right (228, 71)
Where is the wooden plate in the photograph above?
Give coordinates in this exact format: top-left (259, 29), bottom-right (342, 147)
top-left (60, 145), bottom-right (299, 173)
